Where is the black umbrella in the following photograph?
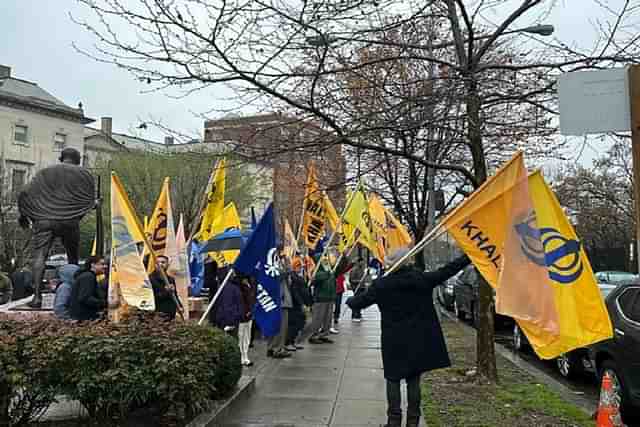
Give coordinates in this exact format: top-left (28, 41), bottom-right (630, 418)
top-left (199, 229), bottom-right (247, 253)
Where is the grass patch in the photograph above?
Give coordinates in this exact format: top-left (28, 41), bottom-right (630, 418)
top-left (421, 317), bottom-right (595, 427)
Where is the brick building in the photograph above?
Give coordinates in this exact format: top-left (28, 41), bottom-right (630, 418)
top-left (204, 113), bottom-right (346, 238)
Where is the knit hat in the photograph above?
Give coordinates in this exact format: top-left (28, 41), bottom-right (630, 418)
top-left (384, 246), bottom-right (411, 269)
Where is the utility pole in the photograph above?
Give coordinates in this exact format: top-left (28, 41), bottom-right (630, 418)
top-left (628, 65), bottom-right (640, 274)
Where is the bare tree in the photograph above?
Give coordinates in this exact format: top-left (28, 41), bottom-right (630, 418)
top-left (73, 0), bottom-right (640, 381)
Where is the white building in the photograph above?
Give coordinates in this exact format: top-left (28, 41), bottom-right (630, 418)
top-left (0, 65), bottom-right (93, 197)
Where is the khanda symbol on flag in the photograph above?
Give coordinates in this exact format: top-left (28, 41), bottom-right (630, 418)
top-left (514, 212), bottom-right (584, 284)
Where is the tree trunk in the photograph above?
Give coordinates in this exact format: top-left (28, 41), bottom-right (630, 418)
top-left (466, 77), bottom-right (498, 383)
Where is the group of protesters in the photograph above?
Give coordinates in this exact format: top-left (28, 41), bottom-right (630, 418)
top-left (205, 247), bottom-right (376, 365)
top-left (1, 245), bottom-right (378, 372)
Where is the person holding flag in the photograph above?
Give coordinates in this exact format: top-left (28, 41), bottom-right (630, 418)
top-left (347, 249), bottom-right (470, 427)
top-left (150, 255), bottom-right (182, 321)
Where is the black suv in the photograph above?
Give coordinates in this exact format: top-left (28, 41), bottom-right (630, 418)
top-left (453, 266), bottom-right (510, 328)
top-left (589, 282), bottom-right (640, 419)
top-left (513, 282), bottom-right (640, 421)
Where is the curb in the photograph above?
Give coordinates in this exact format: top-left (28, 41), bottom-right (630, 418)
top-left (186, 375), bottom-right (256, 427)
top-left (437, 304), bottom-right (596, 416)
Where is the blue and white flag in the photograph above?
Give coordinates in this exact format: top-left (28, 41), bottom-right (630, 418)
top-left (234, 203), bottom-right (281, 337)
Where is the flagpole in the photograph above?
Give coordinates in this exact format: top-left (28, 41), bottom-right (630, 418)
top-left (198, 268), bottom-right (234, 325)
top-left (188, 159), bottom-right (219, 243)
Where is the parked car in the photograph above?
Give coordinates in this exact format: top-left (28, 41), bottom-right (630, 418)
top-left (513, 281), bottom-right (640, 420)
top-left (453, 266), bottom-right (510, 328)
top-left (513, 282), bottom-right (617, 378)
top-left (589, 282), bottom-right (640, 420)
top-left (436, 272), bottom-right (459, 311)
top-left (596, 270), bottom-right (638, 287)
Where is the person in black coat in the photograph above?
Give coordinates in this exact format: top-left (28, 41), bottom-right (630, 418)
top-left (346, 247), bottom-right (470, 427)
top-left (150, 255), bottom-right (183, 321)
top-left (70, 256), bottom-right (108, 321)
top-left (286, 260), bottom-right (313, 349)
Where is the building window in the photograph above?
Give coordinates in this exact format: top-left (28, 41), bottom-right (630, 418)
top-left (54, 133), bottom-right (66, 151)
top-left (14, 125), bottom-right (28, 144)
top-left (11, 169), bottom-right (26, 201)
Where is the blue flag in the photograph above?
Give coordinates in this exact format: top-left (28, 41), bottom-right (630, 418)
top-left (234, 203), bottom-right (281, 337)
top-left (250, 206), bottom-right (258, 229)
top-left (189, 240), bottom-right (205, 296)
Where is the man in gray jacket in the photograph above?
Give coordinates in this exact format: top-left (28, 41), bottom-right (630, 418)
top-left (267, 252), bottom-right (294, 358)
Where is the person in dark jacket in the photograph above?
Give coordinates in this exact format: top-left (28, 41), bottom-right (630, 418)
top-left (286, 259), bottom-right (312, 349)
top-left (70, 256), bottom-right (107, 321)
top-left (0, 271), bottom-right (12, 305)
top-left (150, 255), bottom-right (183, 321)
top-left (347, 247), bottom-right (470, 427)
top-left (211, 275), bottom-right (243, 338)
top-left (349, 258), bottom-right (367, 321)
top-left (204, 257), bottom-right (219, 297)
top-left (10, 267), bottom-right (33, 301)
top-left (53, 264), bottom-right (80, 319)
top-left (237, 273), bottom-right (256, 366)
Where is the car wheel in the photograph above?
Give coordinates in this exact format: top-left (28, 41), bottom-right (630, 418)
top-left (599, 360), bottom-right (631, 422)
top-left (556, 352), bottom-right (583, 379)
top-left (454, 300), bottom-right (465, 320)
top-left (513, 324), bottom-right (525, 352)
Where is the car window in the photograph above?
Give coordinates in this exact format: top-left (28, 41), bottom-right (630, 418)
top-left (617, 288), bottom-right (640, 323)
top-left (608, 272), bottom-right (637, 284)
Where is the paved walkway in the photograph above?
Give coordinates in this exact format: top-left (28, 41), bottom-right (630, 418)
top-left (219, 296), bottom-right (425, 427)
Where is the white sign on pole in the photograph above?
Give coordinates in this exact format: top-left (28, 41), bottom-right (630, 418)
top-left (558, 68), bottom-right (630, 135)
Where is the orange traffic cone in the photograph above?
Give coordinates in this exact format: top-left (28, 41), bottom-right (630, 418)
top-left (596, 372), bottom-right (624, 427)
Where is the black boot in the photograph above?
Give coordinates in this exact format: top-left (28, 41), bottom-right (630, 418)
top-left (381, 415), bottom-right (402, 427)
top-left (406, 415), bottom-right (420, 427)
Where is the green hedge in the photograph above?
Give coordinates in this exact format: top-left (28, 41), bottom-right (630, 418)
top-left (0, 312), bottom-right (241, 425)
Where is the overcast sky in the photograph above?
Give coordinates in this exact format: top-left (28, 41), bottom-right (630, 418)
top-left (0, 0), bottom-right (628, 165)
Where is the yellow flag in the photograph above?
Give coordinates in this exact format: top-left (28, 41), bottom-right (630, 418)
top-left (109, 173), bottom-right (155, 312)
top-left (440, 153), bottom-right (524, 287)
top-left (324, 192), bottom-right (340, 232)
top-left (199, 158), bottom-right (226, 241)
top-left (283, 218), bottom-right (299, 260)
top-left (323, 191), bottom-right (352, 254)
top-left (147, 178), bottom-right (173, 256)
top-left (368, 194), bottom-right (387, 261)
top-left (440, 153), bottom-right (558, 337)
top-left (209, 202), bottom-right (242, 265)
top-left (91, 238), bottom-right (97, 256)
top-left (301, 162), bottom-right (326, 249)
top-left (343, 184), bottom-right (383, 262)
top-left (170, 214), bottom-right (190, 320)
top-left (514, 171), bottom-right (613, 359)
top-left (385, 208), bottom-right (412, 252)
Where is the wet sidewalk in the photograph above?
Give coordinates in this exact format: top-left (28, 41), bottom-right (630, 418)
top-left (217, 299), bottom-right (425, 427)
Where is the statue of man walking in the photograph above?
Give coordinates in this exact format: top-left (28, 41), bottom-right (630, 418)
top-left (18, 147), bottom-right (96, 308)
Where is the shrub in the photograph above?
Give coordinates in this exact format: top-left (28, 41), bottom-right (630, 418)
top-left (0, 312), bottom-right (241, 424)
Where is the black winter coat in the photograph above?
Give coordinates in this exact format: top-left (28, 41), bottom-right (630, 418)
top-left (347, 256), bottom-right (470, 381)
top-left (70, 270), bottom-right (106, 321)
top-left (150, 270), bottom-right (179, 319)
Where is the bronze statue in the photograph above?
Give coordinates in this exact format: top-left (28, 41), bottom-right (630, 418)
top-left (18, 147), bottom-right (96, 308)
